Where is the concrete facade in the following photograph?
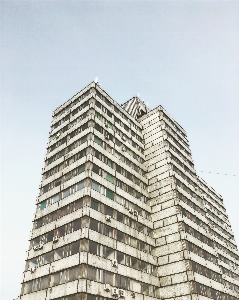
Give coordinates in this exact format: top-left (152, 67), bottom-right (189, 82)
top-left (17, 82), bottom-right (239, 300)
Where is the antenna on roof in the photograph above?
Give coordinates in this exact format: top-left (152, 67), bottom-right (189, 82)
top-left (94, 77), bottom-right (98, 83)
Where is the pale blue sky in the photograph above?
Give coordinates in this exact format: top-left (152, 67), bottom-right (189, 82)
top-left (1, 1), bottom-right (239, 299)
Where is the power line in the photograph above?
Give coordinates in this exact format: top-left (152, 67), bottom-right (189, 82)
top-left (200, 171), bottom-right (237, 176)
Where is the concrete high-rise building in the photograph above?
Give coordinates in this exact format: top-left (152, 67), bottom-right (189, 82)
top-left (18, 82), bottom-right (239, 300)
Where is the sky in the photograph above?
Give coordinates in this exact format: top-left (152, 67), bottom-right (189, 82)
top-left (1, 1), bottom-right (239, 299)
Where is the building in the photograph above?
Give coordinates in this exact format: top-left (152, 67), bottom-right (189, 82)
top-left (18, 82), bottom-right (239, 300)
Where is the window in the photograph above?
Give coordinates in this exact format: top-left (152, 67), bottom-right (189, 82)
top-left (128, 186), bottom-right (134, 195)
top-left (42, 252), bottom-right (52, 265)
top-left (45, 231), bottom-right (54, 243)
top-left (59, 207), bottom-right (68, 218)
top-left (69, 266), bottom-right (81, 282)
top-left (92, 165), bottom-right (100, 175)
top-left (95, 123), bottom-right (103, 133)
top-left (65, 173), bottom-right (71, 181)
top-left (107, 109), bottom-right (112, 118)
top-left (142, 283), bottom-right (149, 295)
top-left (89, 241), bottom-right (98, 255)
top-left (95, 112), bottom-right (103, 121)
top-left (115, 117), bottom-right (120, 125)
top-left (117, 252), bottom-right (125, 264)
top-left (87, 295), bottom-right (97, 300)
top-left (90, 219), bottom-right (98, 231)
top-left (117, 212), bottom-right (124, 222)
top-left (70, 241), bottom-right (80, 255)
top-left (105, 247), bottom-right (114, 260)
top-left (104, 225), bottom-right (115, 238)
top-left (105, 99), bottom-right (111, 107)
top-left (94, 136), bottom-right (103, 146)
top-left (76, 181), bottom-right (84, 190)
top-left (104, 207), bottom-right (113, 218)
top-left (115, 195), bottom-right (124, 205)
top-left (105, 157), bottom-right (113, 168)
top-left (52, 194), bottom-right (60, 203)
top-left (115, 138), bottom-right (121, 147)
top-left (95, 101), bottom-right (101, 108)
top-left (39, 201), bottom-right (47, 210)
top-left (51, 272), bottom-right (61, 287)
top-left (33, 236), bottom-right (40, 247)
top-left (78, 165), bottom-right (85, 174)
top-left (108, 122), bottom-right (113, 129)
top-left (81, 136), bottom-right (87, 144)
top-left (56, 226), bottom-right (65, 237)
top-left (106, 189), bottom-right (114, 200)
top-left (73, 219), bottom-right (81, 231)
top-left (106, 173), bottom-right (114, 183)
top-left (63, 189), bottom-right (70, 198)
top-left (43, 185), bottom-right (49, 193)
top-left (75, 199), bottom-right (83, 210)
top-left (88, 266), bottom-right (97, 281)
top-left (28, 257), bottom-right (37, 269)
top-left (91, 199), bottom-right (99, 211)
top-left (92, 181), bottom-right (100, 192)
top-left (104, 270), bottom-right (114, 285)
top-left (118, 275), bottom-right (128, 289)
top-left (35, 218), bottom-right (43, 228)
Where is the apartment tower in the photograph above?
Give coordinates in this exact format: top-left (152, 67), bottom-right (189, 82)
top-left (18, 82), bottom-right (239, 300)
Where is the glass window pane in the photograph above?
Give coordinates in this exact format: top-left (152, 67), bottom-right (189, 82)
top-left (39, 201), bottom-right (47, 210)
top-left (106, 247), bottom-right (114, 260)
top-left (117, 252), bottom-right (125, 264)
top-left (73, 219), bottom-right (81, 231)
top-left (56, 226), bottom-right (65, 237)
top-left (87, 295), bottom-right (97, 300)
top-left (60, 206), bottom-right (69, 217)
top-left (33, 236), bottom-right (40, 247)
top-left (106, 189), bottom-right (114, 200)
top-left (75, 199), bottom-right (83, 210)
top-left (88, 266), bottom-right (97, 281)
top-left (91, 199), bottom-right (99, 211)
top-left (81, 136), bottom-right (87, 144)
top-left (42, 252), bottom-right (52, 265)
top-left (106, 206), bottom-right (114, 217)
top-left (105, 271), bottom-right (114, 285)
top-left (76, 181), bottom-right (84, 191)
top-left (45, 231), bottom-right (54, 243)
top-left (51, 272), bottom-right (60, 287)
top-left (89, 240), bottom-right (98, 255)
top-left (115, 195), bottom-right (123, 205)
top-left (29, 257), bottom-right (38, 269)
top-left (142, 283), bottom-right (149, 295)
top-left (69, 266), bottom-right (80, 281)
top-left (94, 136), bottom-right (102, 146)
top-left (90, 219), bottom-right (98, 231)
top-left (52, 194), bottom-right (60, 203)
top-left (106, 173), bottom-right (114, 183)
top-left (54, 247), bottom-right (64, 261)
top-left (63, 189), bottom-right (70, 198)
top-left (92, 181), bottom-right (100, 192)
top-left (78, 165), bottom-right (85, 174)
top-left (70, 241), bottom-right (80, 255)
top-left (92, 165), bottom-right (100, 175)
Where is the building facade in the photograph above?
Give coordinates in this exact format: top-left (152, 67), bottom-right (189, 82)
top-left (18, 82), bottom-right (239, 300)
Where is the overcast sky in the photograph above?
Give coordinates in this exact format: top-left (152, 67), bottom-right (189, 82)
top-left (1, 1), bottom-right (239, 299)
